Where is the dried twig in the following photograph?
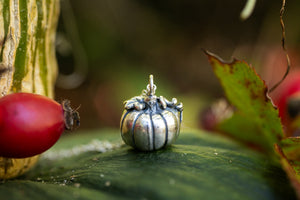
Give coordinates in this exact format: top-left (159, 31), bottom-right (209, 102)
top-left (269, 0), bottom-right (291, 93)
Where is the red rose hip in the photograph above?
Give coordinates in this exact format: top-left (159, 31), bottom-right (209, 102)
top-left (0, 93), bottom-right (79, 158)
top-left (271, 71), bottom-right (300, 122)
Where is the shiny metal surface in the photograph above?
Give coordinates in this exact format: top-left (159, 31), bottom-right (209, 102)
top-left (161, 110), bottom-right (179, 146)
top-left (134, 113), bottom-right (152, 151)
top-left (120, 110), bottom-right (140, 147)
top-left (120, 75), bottom-right (183, 151)
top-left (152, 113), bottom-right (167, 149)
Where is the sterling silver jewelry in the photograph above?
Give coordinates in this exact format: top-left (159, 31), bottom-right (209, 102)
top-left (120, 75), bottom-right (183, 151)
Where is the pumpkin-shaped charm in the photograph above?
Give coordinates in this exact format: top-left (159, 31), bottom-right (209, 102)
top-left (120, 75), bottom-right (183, 151)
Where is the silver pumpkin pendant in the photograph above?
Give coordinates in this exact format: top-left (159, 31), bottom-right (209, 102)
top-left (120, 75), bottom-right (183, 151)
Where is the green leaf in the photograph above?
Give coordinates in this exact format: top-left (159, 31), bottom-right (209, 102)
top-left (280, 137), bottom-right (300, 161)
top-left (205, 51), bottom-right (284, 153)
top-left (218, 113), bottom-right (266, 150)
top-left (0, 130), bottom-right (296, 200)
top-left (275, 138), bottom-right (300, 197)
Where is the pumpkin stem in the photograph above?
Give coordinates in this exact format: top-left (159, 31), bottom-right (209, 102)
top-left (149, 75), bottom-right (154, 95)
top-left (147, 74), bottom-right (157, 96)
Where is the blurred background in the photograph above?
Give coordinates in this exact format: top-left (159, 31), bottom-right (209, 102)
top-left (54, 0), bottom-right (300, 131)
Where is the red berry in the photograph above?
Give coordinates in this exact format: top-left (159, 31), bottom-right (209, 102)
top-left (0, 93), bottom-right (79, 158)
top-left (271, 71), bottom-right (300, 123)
top-left (269, 70), bottom-right (300, 137)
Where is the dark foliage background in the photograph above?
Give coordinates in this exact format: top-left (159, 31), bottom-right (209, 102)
top-left (54, 0), bottom-right (300, 129)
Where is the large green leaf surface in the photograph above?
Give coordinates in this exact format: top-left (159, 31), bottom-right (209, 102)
top-left (0, 129), bottom-right (296, 200)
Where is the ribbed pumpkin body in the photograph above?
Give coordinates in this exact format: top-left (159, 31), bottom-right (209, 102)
top-left (120, 74), bottom-right (183, 152)
top-left (121, 104), bottom-right (180, 151)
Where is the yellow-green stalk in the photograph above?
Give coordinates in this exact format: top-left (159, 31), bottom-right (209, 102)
top-left (0, 0), bottom-right (59, 179)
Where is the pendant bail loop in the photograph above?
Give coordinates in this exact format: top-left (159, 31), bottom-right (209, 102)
top-left (146, 74), bottom-right (156, 96)
top-left (149, 75), bottom-right (154, 95)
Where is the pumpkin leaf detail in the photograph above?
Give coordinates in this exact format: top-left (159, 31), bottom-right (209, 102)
top-left (204, 50), bottom-right (300, 198)
top-left (0, 130), bottom-right (296, 199)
